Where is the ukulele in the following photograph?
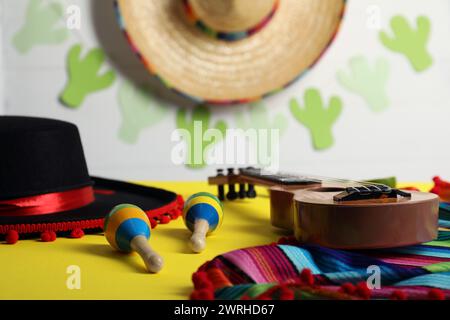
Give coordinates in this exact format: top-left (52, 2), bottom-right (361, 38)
top-left (208, 167), bottom-right (439, 249)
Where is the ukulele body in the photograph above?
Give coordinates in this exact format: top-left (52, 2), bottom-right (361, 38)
top-left (270, 186), bottom-right (439, 249)
top-left (209, 168), bottom-right (439, 249)
top-left (270, 185), bottom-right (313, 230)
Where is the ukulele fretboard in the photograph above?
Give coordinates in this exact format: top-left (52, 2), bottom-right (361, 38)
top-left (240, 168), bottom-right (320, 185)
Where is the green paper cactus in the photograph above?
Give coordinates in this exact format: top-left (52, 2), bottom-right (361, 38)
top-left (60, 44), bottom-right (116, 108)
top-left (13, 0), bottom-right (69, 54)
top-left (380, 15), bottom-right (432, 72)
top-left (337, 56), bottom-right (390, 112)
top-left (290, 89), bottom-right (342, 150)
top-left (176, 105), bottom-right (227, 169)
top-left (118, 81), bottom-right (168, 144)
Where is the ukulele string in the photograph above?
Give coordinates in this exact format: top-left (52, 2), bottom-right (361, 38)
top-left (260, 170), bottom-right (390, 189)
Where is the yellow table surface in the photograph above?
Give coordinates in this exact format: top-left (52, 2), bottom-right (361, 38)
top-left (0, 181), bottom-right (289, 300)
top-left (0, 181), bottom-right (430, 300)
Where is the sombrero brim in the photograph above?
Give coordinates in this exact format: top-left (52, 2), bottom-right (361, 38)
top-left (116, 0), bottom-right (346, 103)
top-left (0, 177), bottom-right (183, 236)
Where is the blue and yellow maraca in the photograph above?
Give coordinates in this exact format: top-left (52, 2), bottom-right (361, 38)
top-left (183, 192), bottom-right (224, 253)
top-left (104, 204), bottom-right (163, 273)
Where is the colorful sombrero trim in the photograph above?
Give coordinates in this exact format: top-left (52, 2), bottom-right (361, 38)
top-left (114, 1), bottom-right (347, 105)
top-left (1, 194), bottom-right (184, 244)
top-left (182, 0), bottom-right (280, 42)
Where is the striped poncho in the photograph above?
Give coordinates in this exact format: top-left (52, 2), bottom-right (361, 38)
top-left (190, 204), bottom-right (450, 300)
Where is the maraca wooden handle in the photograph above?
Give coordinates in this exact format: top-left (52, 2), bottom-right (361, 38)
top-left (190, 219), bottom-right (210, 253)
top-left (130, 235), bottom-right (164, 273)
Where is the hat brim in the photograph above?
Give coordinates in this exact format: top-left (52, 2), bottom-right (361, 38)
top-left (116, 0), bottom-right (346, 103)
top-left (0, 177), bottom-right (182, 236)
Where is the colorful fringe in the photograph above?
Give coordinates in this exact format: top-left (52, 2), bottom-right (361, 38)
top-left (191, 213), bottom-right (450, 300)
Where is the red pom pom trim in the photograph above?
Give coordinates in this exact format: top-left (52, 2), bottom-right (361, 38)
top-left (192, 271), bottom-right (214, 290)
top-left (339, 283), bottom-right (356, 295)
top-left (428, 288), bottom-right (445, 300)
top-left (149, 219), bottom-right (158, 229)
top-left (299, 268), bottom-right (314, 286)
top-left (355, 282), bottom-right (371, 300)
top-left (390, 290), bottom-right (407, 300)
top-left (159, 215), bottom-right (171, 224)
top-left (279, 286), bottom-right (295, 300)
top-left (190, 289), bottom-right (214, 300)
top-left (5, 230), bottom-right (19, 244)
top-left (70, 228), bottom-right (84, 238)
top-left (41, 230), bottom-right (56, 242)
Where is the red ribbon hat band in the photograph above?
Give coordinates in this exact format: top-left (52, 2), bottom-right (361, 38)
top-left (0, 186), bottom-right (95, 216)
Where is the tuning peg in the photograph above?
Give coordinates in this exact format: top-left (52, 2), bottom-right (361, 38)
top-left (238, 169), bottom-right (246, 199)
top-left (246, 184), bottom-right (257, 198)
top-left (239, 183), bottom-right (246, 199)
top-left (216, 169), bottom-right (225, 201)
top-left (226, 168), bottom-right (238, 200)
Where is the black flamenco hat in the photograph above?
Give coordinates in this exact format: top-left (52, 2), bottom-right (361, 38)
top-left (0, 116), bottom-right (183, 242)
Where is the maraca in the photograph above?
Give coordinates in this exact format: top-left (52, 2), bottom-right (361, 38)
top-left (183, 192), bottom-right (224, 253)
top-left (104, 204), bottom-right (163, 273)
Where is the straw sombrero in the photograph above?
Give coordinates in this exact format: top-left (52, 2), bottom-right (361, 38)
top-left (116, 0), bottom-right (346, 104)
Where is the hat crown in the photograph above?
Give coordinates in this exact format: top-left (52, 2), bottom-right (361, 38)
top-left (0, 117), bottom-right (91, 200)
top-left (189, 0), bottom-right (276, 32)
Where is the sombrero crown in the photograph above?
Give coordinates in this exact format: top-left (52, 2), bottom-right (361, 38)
top-left (0, 116), bottom-right (91, 200)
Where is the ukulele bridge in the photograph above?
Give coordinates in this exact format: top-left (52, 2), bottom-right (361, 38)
top-left (333, 185), bottom-right (411, 202)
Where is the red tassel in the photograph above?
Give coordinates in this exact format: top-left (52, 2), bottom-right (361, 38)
top-left (299, 268), bottom-right (314, 286)
top-left (190, 289), bottom-right (214, 300)
top-left (41, 231), bottom-right (56, 242)
top-left (339, 282), bottom-right (356, 295)
top-left (428, 288), bottom-right (445, 300)
top-left (277, 236), bottom-right (297, 245)
top-left (170, 208), bottom-right (182, 219)
top-left (70, 228), bottom-right (84, 238)
top-left (192, 272), bottom-right (213, 290)
top-left (390, 290), bottom-right (407, 300)
top-left (169, 211), bottom-right (179, 220)
top-left (355, 282), bottom-right (371, 300)
top-left (149, 218), bottom-right (158, 229)
top-left (159, 215), bottom-right (171, 224)
top-left (279, 286), bottom-right (295, 300)
top-left (5, 230), bottom-right (19, 244)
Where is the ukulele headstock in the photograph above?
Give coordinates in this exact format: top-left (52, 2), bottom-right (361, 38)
top-left (207, 167), bottom-right (257, 201)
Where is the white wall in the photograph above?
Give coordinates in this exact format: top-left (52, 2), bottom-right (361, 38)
top-left (2, 0), bottom-right (450, 182)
